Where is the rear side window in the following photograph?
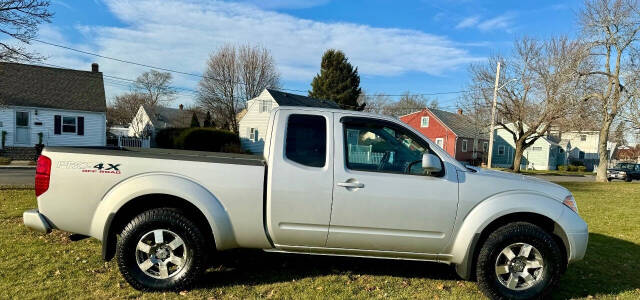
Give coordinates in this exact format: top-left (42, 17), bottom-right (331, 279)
top-left (285, 114), bottom-right (326, 167)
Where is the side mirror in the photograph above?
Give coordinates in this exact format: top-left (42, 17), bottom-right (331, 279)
top-left (422, 153), bottom-right (442, 173)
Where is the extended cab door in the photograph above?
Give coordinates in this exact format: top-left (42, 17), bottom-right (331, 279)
top-left (265, 109), bottom-right (334, 247)
top-left (327, 114), bottom-right (459, 254)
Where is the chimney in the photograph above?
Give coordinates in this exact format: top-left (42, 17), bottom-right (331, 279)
top-left (457, 108), bottom-right (463, 115)
top-left (91, 63), bottom-right (99, 73)
top-left (179, 104), bottom-right (184, 110)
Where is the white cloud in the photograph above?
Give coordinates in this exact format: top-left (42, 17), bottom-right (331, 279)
top-left (26, 0), bottom-right (482, 104)
top-left (456, 13), bottom-right (515, 32)
top-left (455, 16), bottom-right (480, 29)
top-left (235, 0), bottom-right (330, 10)
top-left (476, 14), bottom-right (514, 31)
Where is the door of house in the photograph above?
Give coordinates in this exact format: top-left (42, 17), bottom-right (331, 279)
top-left (15, 111), bottom-right (30, 145)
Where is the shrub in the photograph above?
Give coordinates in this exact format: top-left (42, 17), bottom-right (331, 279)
top-left (1, 131), bottom-right (6, 149)
top-left (567, 165), bottom-right (579, 172)
top-left (175, 128), bottom-right (240, 152)
top-left (0, 157), bottom-right (10, 165)
top-left (577, 166), bottom-right (587, 172)
top-left (569, 160), bottom-right (585, 167)
top-left (155, 128), bottom-right (184, 149)
top-left (557, 165), bottom-right (567, 172)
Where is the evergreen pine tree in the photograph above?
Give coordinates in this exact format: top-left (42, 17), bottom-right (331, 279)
top-left (203, 111), bottom-right (213, 127)
top-left (309, 49), bottom-right (364, 110)
top-left (190, 112), bottom-right (200, 128)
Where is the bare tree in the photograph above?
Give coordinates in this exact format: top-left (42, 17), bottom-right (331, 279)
top-left (0, 0), bottom-right (52, 62)
top-left (238, 44), bottom-right (280, 101)
top-left (381, 92), bottom-right (429, 118)
top-left (577, 0), bottom-right (640, 181)
top-left (107, 92), bottom-right (148, 127)
top-left (466, 37), bottom-right (586, 172)
top-left (359, 92), bottom-right (391, 114)
top-left (133, 70), bottom-right (177, 107)
top-left (197, 44), bottom-right (280, 133)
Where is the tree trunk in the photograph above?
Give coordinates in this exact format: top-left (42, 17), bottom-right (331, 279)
top-left (595, 118), bottom-right (613, 182)
top-left (512, 141), bottom-right (525, 173)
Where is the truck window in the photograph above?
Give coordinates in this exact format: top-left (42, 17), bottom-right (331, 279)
top-left (285, 114), bottom-right (327, 167)
top-left (343, 119), bottom-right (439, 176)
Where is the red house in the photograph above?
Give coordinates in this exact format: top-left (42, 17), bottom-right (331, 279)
top-left (400, 108), bottom-right (489, 164)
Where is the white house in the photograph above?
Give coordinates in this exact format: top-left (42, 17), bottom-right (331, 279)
top-left (238, 89), bottom-right (340, 154)
top-left (0, 62), bottom-right (106, 150)
top-left (128, 104), bottom-right (204, 138)
top-left (490, 123), bottom-right (564, 170)
top-left (550, 131), bottom-right (608, 171)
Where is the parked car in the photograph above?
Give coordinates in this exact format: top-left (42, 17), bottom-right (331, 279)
top-left (23, 107), bottom-right (588, 299)
top-left (607, 162), bottom-right (640, 182)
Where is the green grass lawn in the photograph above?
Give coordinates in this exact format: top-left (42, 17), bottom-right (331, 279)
top-left (1, 183), bottom-right (639, 299)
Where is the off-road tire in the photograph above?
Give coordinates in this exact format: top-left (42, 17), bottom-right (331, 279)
top-left (476, 222), bottom-right (563, 300)
top-left (116, 208), bottom-right (208, 291)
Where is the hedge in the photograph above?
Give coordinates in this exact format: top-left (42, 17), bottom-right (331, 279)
top-left (155, 127), bottom-right (243, 153)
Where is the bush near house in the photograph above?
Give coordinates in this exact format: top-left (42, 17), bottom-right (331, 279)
top-left (0, 157), bottom-right (11, 165)
top-left (154, 128), bottom-right (184, 149)
top-left (156, 127), bottom-right (244, 153)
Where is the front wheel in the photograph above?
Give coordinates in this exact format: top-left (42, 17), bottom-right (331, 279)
top-left (116, 208), bottom-right (208, 291)
top-left (476, 222), bottom-right (563, 299)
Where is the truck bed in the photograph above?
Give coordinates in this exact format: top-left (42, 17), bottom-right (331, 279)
top-left (45, 147), bottom-right (265, 166)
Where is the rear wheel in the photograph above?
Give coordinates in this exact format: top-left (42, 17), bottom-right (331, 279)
top-left (625, 177), bottom-right (632, 182)
top-left (476, 222), bottom-right (563, 300)
top-left (116, 208), bottom-right (208, 291)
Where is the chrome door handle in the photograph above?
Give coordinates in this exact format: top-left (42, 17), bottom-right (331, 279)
top-left (337, 181), bottom-right (365, 189)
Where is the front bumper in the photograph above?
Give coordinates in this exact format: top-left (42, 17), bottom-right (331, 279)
top-left (557, 208), bottom-right (589, 262)
top-left (608, 172), bottom-right (627, 180)
top-left (23, 209), bottom-right (52, 233)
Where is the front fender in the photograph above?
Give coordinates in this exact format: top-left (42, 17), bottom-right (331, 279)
top-left (89, 173), bottom-right (236, 250)
top-left (449, 191), bottom-right (567, 278)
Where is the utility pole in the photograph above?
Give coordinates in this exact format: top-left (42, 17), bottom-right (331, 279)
top-left (487, 62), bottom-right (501, 168)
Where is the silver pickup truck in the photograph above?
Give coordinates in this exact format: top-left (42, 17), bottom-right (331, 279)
top-left (24, 106), bottom-right (587, 299)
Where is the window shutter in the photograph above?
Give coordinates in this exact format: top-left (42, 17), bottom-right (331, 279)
top-left (77, 117), bottom-right (84, 136)
top-left (54, 115), bottom-right (61, 135)
top-left (254, 129), bottom-right (259, 142)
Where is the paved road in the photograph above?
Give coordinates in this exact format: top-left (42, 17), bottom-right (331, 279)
top-left (531, 174), bottom-right (596, 182)
top-left (0, 168), bottom-right (35, 186)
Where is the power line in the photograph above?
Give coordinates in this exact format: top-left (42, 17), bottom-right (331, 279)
top-left (32, 39), bottom-right (480, 98)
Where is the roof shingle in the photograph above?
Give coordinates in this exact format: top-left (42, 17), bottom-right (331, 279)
top-left (428, 108), bottom-right (488, 139)
top-left (0, 62), bottom-right (106, 112)
top-left (267, 89), bottom-right (340, 109)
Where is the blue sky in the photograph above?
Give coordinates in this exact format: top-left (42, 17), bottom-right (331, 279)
top-left (32, 0), bottom-right (582, 109)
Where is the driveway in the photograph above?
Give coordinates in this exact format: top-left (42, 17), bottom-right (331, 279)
top-left (0, 168), bottom-right (34, 186)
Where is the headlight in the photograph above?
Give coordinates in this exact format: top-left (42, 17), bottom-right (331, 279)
top-left (563, 195), bottom-right (578, 213)
top-left (620, 171), bottom-right (627, 175)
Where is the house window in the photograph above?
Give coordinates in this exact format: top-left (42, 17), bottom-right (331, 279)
top-left (259, 100), bottom-right (272, 113)
top-left (483, 142), bottom-right (488, 152)
top-left (580, 135), bottom-right (587, 141)
top-left (435, 138), bottom-right (444, 148)
top-left (248, 128), bottom-right (258, 142)
top-left (498, 145), bottom-right (505, 156)
top-left (285, 114), bottom-right (326, 168)
top-left (420, 116), bottom-right (429, 128)
top-left (532, 146), bottom-right (542, 151)
top-left (579, 151), bottom-right (585, 159)
top-left (461, 139), bottom-right (468, 152)
top-left (62, 116), bottom-right (77, 133)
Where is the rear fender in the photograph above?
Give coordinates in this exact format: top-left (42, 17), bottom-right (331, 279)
top-left (89, 173), bottom-right (236, 250)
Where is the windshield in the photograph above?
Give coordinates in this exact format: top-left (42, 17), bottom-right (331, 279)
top-left (615, 163), bottom-right (635, 170)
